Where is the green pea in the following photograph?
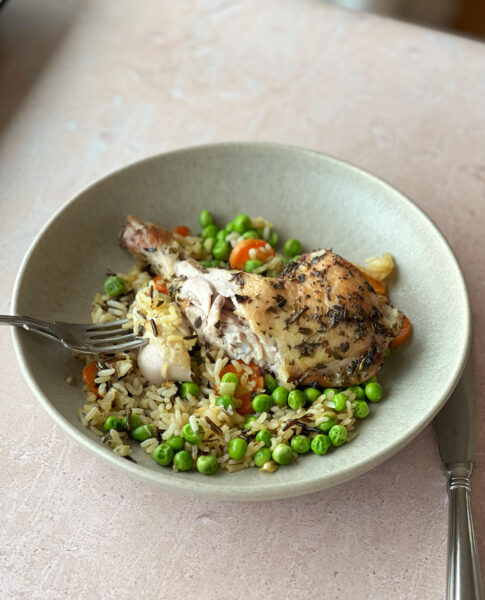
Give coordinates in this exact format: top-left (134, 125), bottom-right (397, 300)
top-left (115, 417), bottom-right (127, 431)
top-left (104, 276), bottom-right (126, 298)
top-left (252, 393), bottom-right (272, 413)
top-left (203, 237), bottom-right (216, 253)
top-left (225, 222), bottom-right (235, 233)
top-left (323, 387), bottom-right (337, 399)
top-left (304, 387), bottom-right (322, 403)
top-left (173, 450), bottom-right (193, 471)
top-left (199, 209), bottom-right (214, 228)
top-left (255, 429), bottom-right (273, 447)
top-left (318, 412), bottom-right (339, 433)
top-left (242, 229), bottom-right (260, 240)
top-left (268, 231), bottom-right (278, 249)
top-left (200, 260), bottom-right (212, 268)
top-left (130, 414), bottom-right (142, 428)
top-left (291, 434), bottom-right (311, 454)
top-left (244, 416), bottom-right (257, 430)
top-left (152, 444), bottom-right (174, 466)
top-left (245, 259), bottom-right (263, 272)
top-left (288, 389), bottom-right (306, 410)
top-left (216, 395), bottom-right (236, 411)
top-left (228, 437), bottom-right (248, 460)
top-left (166, 435), bottom-right (185, 451)
top-left (233, 213), bottom-right (252, 234)
top-left (283, 239), bottom-right (302, 257)
top-left (272, 444), bottom-right (293, 465)
top-left (384, 347), bottom-right (391, 358)
top-left (264, 373), bottom-right (278, 394)
top-left (104, 416), bottom-right (121, 432)
top-left (182, 422), bottom-right (205, 445)
top-left (180, 382), bottom-right (200, 399)
top-left (231, 386), bottom-right (246, 403)
top-left (119, 413), bottom-right (142, 431)
top-left (347, 385), bottom-right (365, 400)
top-left (272, 386), bottom-right (289, 406)
top-left (196, 454), bottom-right (218, 475)
top-left (332, 392), bottom-right (348, 412)
top-left (212, 240), bottom-right (231, 261)
top-left (131, 424), bottom-right (155, 442)
top-left (329, 424), bottom-right (348, 447)
top-left (201, 224), bottom-right (218, 240)
top-left (211, 259), bottom-right (221, 267)
top-left (254, 447), bottom-right (272, 467)
top-left (365, 381), bottom-right (382, 402)
top-left (216, 229), bottom-right (227, 241)
top-left (311, 434), bottom-right (331, 455)
top-left (354, 401), bottom-right (370, 419)
top-left (221, 372), bottom-right (239, 386)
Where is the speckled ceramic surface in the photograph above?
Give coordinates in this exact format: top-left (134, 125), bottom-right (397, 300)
top-left (11, 143), bottom-right (470, 501)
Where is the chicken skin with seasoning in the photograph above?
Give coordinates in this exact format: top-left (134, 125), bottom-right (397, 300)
top-left (120, 216), bottom-right (403, 388)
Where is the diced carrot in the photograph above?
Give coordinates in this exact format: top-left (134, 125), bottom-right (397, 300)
top-left (237, 393), bottom-right (253, 416)
top-left (217, 361), bottom-right (264, 415)
top-left (219, 364), bottom-right (239, 379)
top-left (153, 276), bottom-right (168, 294)
top-left (229, 239), bottom-right (275, 270)
top-left (173, 225), bottom-right (191, 237)
top-left (365, 274), bottom-right (386, 295)
top-left (219, 362), bottom-right (264, 394)
top-left (390, 315), bottom-right (412, 348)
top-left (82, 361), bottom-right (101, 398)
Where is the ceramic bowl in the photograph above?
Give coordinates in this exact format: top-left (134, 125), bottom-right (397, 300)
top-left (12, 143), bottom-right (470, 501)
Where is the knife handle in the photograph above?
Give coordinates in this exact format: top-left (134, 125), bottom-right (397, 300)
top-left (446, 463), bottom-right (483, 600)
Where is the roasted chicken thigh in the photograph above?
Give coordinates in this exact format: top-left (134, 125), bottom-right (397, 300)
top-left (121, 216), bottom-right (403, 387)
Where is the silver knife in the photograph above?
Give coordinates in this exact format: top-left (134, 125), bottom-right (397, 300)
top-left (435, 358), bottom-right (483, 599)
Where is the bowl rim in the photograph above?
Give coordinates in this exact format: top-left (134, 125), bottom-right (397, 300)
top-left (11, 141), bottom-right (471, 501)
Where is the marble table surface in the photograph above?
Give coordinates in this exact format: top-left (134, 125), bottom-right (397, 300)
top-left (1, 1), bottom-right (484, 598)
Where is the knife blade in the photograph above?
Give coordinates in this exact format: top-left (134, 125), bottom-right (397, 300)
top-left (435, 358), bottom-right (483, 600)
top-left (436, 359), bottom-right (474, 465)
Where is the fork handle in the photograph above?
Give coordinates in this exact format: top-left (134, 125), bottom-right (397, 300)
top-left (0, 315), bottom-right (57, 339)
top-left (446, 463), bottom-right (483, 600)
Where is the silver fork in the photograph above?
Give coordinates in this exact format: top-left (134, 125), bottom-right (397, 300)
top-left (2, 315), bottom-right (147, 354)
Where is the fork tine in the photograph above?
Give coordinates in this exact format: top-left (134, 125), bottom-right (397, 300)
top-left (85, 319), bottom-right (128, 331)
top-left (88, 327), bottom-right (133, 339)
top-left (88, 335), bottom-right (137, 348)
top-left (89, 332), bottom-right (136, 345)
top-left (90, 339), bottom-right (146, 353)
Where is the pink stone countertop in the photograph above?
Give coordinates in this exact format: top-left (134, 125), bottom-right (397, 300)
top-left (1, 1), bottom-right (485, 598)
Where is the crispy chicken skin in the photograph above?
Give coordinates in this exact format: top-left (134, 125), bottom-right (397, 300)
top-left (120, 216), bottom-right (403, 387)
top-left (118, 216), bottom-right (184, 278)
